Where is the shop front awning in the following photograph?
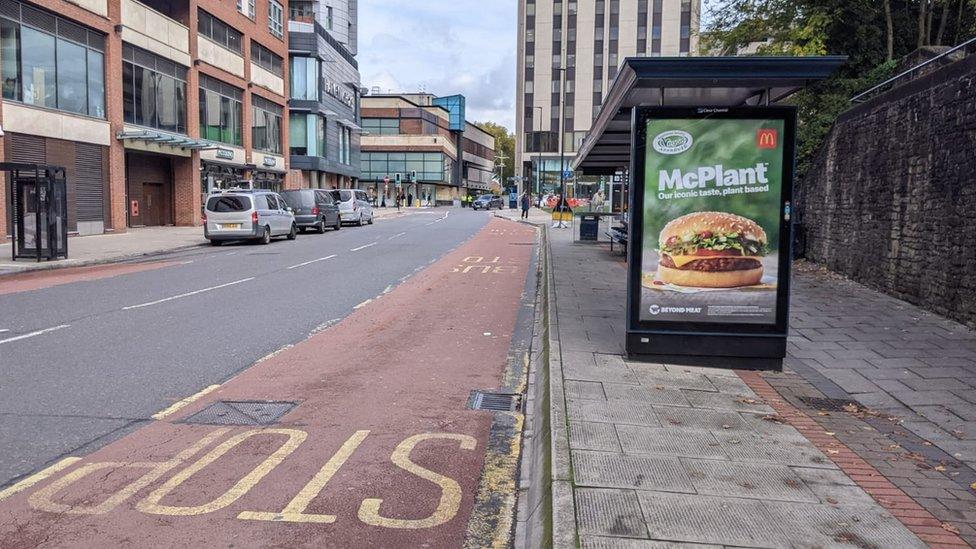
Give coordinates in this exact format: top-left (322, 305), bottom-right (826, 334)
top-left (117, 129), bottom-right (218, 151)
top-left (573, 56), bottom-right (847, 174)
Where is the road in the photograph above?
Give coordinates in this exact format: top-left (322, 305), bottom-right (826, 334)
top-left (0, 209), bottom-right (479, 486)
top-left (0, 209), bottom-right (537, 547)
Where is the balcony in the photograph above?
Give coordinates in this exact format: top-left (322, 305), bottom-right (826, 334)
top-left (120, 0), bottom-right (190, 66)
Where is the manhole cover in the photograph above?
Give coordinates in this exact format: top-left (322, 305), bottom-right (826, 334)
top-left (180, 401), bottom-right (297, 425)
top-left (468, 390), bottom-right (521, 412)
top-left (797, 396), bottom-right (860, 412)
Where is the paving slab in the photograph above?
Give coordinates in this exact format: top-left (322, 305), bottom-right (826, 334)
top-left (546, 230), bottom-right (929, 548)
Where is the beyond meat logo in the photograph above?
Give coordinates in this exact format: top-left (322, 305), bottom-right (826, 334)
top-left (652, 130), bottom-right (693, 155)
top-left (649, 304), bottom-right (702, 315)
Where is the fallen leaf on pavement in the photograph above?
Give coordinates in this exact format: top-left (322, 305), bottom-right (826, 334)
top-left (935, 465), bottom-right (947, 472)
top-left (942, 523), bottom-right (961, 534)
top-left (762, 415), bottom-right (787, 424)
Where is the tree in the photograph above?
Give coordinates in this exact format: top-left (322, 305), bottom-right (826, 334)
top-left (475, 121), bottom-right (515, 184)
top-left (703, 0), bottom-right (975, 177)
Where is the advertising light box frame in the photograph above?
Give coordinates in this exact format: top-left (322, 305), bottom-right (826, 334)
top-left (626, 106), bottom-right (797, 370)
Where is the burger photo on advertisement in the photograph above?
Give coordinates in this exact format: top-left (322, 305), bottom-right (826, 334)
top-left (657, 212), bottom-right (768, 288)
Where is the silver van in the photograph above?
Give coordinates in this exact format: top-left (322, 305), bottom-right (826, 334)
top-left (203, 190), bottom-right (297, 245)
top-left (331, 189), bottom-right (374, 226)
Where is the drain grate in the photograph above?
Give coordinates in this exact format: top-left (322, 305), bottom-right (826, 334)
top-left (468, 390), bottom-right (522, 412)
top-left (797, 396), bottom-right (861, 412)
top-left (508, 242), bottom-right (534, 246)
top-left (180, 401), bottom-right (297, 426)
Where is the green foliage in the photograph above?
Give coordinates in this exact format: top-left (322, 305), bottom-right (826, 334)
top-left (703, 0), bottom-right (974, 178)
top-left (474, 121), bottom-right (515, 181)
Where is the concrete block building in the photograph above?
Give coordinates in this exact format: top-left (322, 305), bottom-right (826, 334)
top-left (359, 93), bottom-right (495, 206)
top-left (514, 0), bottom-right (701, 193)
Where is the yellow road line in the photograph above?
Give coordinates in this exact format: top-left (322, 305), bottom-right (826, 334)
top-left (0, 457), bottom-right (82, 502)
top-left (152, 384), bottom-right (221, 420)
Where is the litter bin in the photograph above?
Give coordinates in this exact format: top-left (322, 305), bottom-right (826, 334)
top-left (579, 214), bottom-right (599, 241)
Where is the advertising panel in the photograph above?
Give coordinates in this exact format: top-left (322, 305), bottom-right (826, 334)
top-left (627, 107), bottom-right (796, 363)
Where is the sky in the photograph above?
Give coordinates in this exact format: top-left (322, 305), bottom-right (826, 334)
top-left (357, 1), bottom-right (719, 133)
top-left (358, 0), bottom-right (518, 130)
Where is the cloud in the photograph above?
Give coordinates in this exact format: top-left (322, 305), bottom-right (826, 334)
top-left (358, 0), bottom-right (517, 131)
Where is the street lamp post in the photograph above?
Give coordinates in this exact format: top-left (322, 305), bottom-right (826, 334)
top-left (554, 66), bottom-right (567, 202)
top-left (532, 106), bottom-right (543, 197)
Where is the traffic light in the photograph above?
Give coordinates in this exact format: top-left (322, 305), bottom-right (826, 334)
top-left (394, 173), bottom-right (401, 184)
top-left (410, 170), bottom-right (417, 182)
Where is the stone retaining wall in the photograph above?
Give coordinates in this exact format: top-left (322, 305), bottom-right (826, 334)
top-left (798, 53), bottom-right (976, 327)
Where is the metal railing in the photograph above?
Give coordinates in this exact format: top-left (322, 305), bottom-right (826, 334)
top-left (851, 36), bottom-right (976, 103)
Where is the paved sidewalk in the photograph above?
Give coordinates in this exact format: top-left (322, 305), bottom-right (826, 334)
top-left (0, 207), bottom-right (418, 276)
top-left (545, 228), bottom-right (962, 547)
top-left (0, 226), bottom-right (207, 275)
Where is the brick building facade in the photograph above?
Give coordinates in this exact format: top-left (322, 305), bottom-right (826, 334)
top-left (0, 0), bottom-right (292, 240)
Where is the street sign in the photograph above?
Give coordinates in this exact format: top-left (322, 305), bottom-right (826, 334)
top-left (562, 170), bottom-right (573, 179)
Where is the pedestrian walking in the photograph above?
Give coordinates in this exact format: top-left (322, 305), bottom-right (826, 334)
top-left (520, 191), bottom-right (532, 220)
top-left (407, 193), bottom-right (413, 208)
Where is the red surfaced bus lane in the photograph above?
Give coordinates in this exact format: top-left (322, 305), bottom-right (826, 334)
top-left (0, 217), bottom-right (536, 548)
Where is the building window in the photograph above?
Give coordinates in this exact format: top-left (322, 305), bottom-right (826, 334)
top-left (250, 41), bottom-right (283, 77)
top-left (268, 1), bottom-right (284, 38)
top-left (525, 55), bottom-right (534, 69)
top-left (525, 3), bottom-right (535, 16)
top-left (289, 113), bottom-right (325, 157)
top-left (361, 152), bottom-right (446, 183)
top-left (122, 44), bottom-right (186, 132)
top-left (524, 80), bottom-right (534, 94)
top-left (252, 95), bottom-right (282, 154)
top-left (198, 10), bottom-right (242, 54)
top-left (0, 4), bottom-right (105, 118)
top-left (339, 125), bottom-right (351, 164)
top-left (362, 118), bottom-right (399, 135)
top-left (326, 6), bottom-right (334, 30)
top-left (289, 56), bottom-right (318, 100)
top-left (236, 0), bottom-right (255, 20)
top-left (199, 74), bottom-right (242, 145)
top-left (289, 1), bottom-right (314, 23)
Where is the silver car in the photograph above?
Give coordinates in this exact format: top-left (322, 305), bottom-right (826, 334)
top-left (203, 190), bottom-right (297, 246)
top-left (331, 189), bottom-right (374, 226)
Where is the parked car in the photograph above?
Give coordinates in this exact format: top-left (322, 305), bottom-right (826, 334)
top-left (331, 189), bottom-right (374, 226)
top-left (472, 194), bottom-right (504, 210)
top-left (279, 189), bottom-right (341, 233)
top-left (203, 190), bottom-right (297, 245)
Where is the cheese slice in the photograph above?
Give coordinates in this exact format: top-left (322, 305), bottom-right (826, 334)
top-left (664, 254), bottom-right (761, 268)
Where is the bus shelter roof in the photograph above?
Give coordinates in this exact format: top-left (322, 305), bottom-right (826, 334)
top-left (573, 56), bottom-right (847, 174)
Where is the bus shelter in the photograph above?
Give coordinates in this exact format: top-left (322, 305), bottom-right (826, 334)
top-left (572, 56), bottom-right (846, 370)
top-left (5, 163), bottom-right (68, 262)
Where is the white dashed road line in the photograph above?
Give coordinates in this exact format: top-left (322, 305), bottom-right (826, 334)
top-left (389, 232), bottom-right (406, 240)
top-left (0, 324), bottom-right (71, 346)
top-left (353, 298), bottom-right (373, 309)
top-left (122, 278), bottom-right (254, 310)
top-left (350, 242), bottom-right (377, 252)
top-left (287, 254), bottom-right (337, 270)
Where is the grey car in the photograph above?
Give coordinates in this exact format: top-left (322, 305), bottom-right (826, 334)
top-left (472, 194), bottom-right (504, 210)
top-left (331, 189), bottom-right (374, 226)
top-left (204, 190), bottom-right (297, 245)
top-left (280, 189), bottom-right (341, 233)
